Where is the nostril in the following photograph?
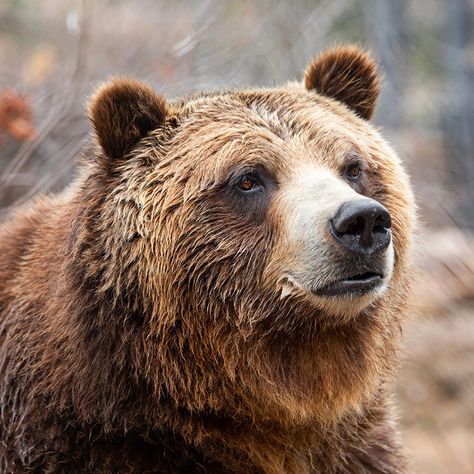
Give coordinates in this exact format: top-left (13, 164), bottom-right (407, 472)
top-left (376, 211), bottom-right (392, 230)
top-left (346, 217), bottom-right (366, 236)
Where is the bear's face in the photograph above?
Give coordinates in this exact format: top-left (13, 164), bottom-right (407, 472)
top-left (85, 45), bottom-right (414, 422)
top-left (145, 91), bottom-right (409, 325)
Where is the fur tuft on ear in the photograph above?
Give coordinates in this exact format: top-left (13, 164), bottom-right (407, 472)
top-left (88, 78), bottom-right (168, 160)
top-left (304, 45), bottom-right (381, 120)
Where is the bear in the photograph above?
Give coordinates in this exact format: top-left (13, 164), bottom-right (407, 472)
top-left (0, 44), bottom-right (415, 473)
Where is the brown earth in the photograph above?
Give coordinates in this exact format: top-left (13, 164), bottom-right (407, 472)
top-left (397, 229), bottom-right (474, 474)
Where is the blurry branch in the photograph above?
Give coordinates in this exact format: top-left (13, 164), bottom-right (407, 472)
top-left (0, 0), bottom-right (90, 202)
top-left (0, 136), bottom-right (88, 219)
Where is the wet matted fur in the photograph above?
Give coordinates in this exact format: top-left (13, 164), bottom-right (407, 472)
top-left (0, 46), bottom-right (414, 473)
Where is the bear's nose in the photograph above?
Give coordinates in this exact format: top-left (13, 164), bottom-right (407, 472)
top-left (329, 199), bottom-right (392, 255)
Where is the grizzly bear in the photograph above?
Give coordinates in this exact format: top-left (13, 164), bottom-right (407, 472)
top-left (0, 45), bottom-right (414, 473)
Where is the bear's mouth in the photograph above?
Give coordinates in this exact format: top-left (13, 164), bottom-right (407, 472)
top-left (312, 272), bottom-right (384, 297)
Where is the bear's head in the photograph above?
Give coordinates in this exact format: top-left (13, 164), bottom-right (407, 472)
top-left (81, 45), bottom-right (414, 429)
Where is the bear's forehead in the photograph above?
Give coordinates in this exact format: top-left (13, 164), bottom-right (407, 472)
top-left (172, 87), bottom-right (371, 145)
top-left (168, 88), bottom-right (377, 166)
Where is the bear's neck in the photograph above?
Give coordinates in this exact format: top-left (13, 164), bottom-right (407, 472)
top-left (153, 391), bottom-right (403, 474)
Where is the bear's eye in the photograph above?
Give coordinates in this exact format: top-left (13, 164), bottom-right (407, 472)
top-left (235, 173), bottom-right (262, 192)
top-left (345, 163), bottom-right (362, 180)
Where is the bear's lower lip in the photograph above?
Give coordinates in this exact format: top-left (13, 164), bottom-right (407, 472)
top-left (312, 272), bottom-right (383, 297)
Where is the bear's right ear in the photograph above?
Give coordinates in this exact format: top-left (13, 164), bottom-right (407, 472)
top-left (88, 78), bottom-right (168, 160)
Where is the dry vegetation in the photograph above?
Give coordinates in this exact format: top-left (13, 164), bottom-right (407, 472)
top-left (1, 1), bottom-right (473, 472)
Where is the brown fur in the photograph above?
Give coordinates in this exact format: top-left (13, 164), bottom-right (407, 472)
top-left (304, 45), bottom-right (381, 120)
top-left (89, 78), bottom-right (168, 160)
top-left (0, 46), bottom-right (414, 473)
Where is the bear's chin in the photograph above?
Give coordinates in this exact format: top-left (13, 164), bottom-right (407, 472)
top-left (307, 282), bottom-right (391, 320)
top-left (278, 274), bottom-right (391, 323)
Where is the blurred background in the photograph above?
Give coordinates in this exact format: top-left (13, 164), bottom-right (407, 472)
top-left (1, 0), bottom-right (473, 471)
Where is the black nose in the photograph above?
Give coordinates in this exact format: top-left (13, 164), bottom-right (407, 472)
top-left (330, 199), bottom-right (392, 255)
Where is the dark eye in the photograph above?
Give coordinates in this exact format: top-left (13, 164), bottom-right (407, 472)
top-left (235, 173), bottom-right (262, 192)
top-left (345, 163), bottom-right (362, 180)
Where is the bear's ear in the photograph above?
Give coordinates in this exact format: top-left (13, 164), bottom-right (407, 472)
top-left (304, 45), bottom-right (381, 120)
top-left (88, 78), bottom-right (168, 160)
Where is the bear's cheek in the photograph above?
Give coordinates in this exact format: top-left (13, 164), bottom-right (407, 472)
top-left (150, 195), bottom-right (276, 314)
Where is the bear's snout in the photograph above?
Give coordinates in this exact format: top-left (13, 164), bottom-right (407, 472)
top-left (329, 199), bottom-right (392, 256)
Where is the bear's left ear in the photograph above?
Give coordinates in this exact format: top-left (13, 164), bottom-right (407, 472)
top-left (88, 77), bottom-right (168, 160)
top-left (304, 45), bottom-right (381, 120)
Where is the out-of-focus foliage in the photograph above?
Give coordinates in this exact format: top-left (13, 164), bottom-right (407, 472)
top-left (1, 1), bottom-right (473, 472)
top-left (0, 90), bottom-right (37, 142)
